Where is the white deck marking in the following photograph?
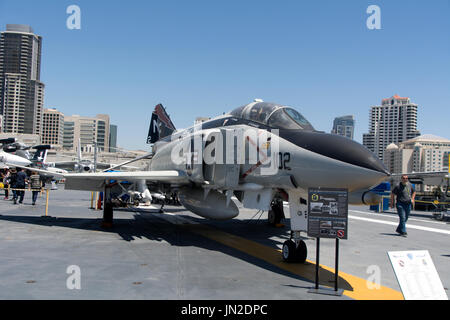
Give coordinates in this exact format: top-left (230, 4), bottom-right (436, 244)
top-left (348, 215), bottom-right (450, 235)
top-left (350, 209), bottom-right (448, 226)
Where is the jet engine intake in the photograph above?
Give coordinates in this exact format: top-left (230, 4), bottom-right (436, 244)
top-left (348, 190), bottom-right (382, 206)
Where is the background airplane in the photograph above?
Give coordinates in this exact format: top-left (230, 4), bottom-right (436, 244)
top-left (51, 139), bottom-right (140, 173)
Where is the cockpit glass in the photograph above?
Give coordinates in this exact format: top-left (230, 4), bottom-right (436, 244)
top-left (267, 108), bottom-right (314, 131)
top-left (247, 104), bottom-right (275, 123)
top-left (228, 103), bottom-right (314, 131)
top-left (229, 105), bottom-right (246, 118)
top-left (284, 108), bottom-right (314, 130)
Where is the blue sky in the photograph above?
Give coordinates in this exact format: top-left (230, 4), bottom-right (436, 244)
top-left (1, 0), bottom-right (449, 150)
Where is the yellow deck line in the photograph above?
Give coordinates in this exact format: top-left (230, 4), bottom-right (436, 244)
top-left (182, 224), bottom-right (403, 300)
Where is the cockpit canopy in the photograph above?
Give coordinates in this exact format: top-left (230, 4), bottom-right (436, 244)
top-left (229, 102), bottom-right (315, 131)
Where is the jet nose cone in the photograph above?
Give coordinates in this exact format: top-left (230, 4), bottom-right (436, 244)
top-left (280, 130), bottom-right (390, 175)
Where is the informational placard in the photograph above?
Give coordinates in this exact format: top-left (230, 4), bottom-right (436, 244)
top-left (388, 250), bottom-right (448, 300)
top-left (307, 188), bottom-right (348, 239)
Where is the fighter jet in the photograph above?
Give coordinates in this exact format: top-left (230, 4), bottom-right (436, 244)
top-left (58, 100), bottom-right (389, 263)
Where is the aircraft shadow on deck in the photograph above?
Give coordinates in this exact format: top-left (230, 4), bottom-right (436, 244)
top-left (0, 212), bottom-right (353, 292)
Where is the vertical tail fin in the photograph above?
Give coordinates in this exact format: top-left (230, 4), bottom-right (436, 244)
top-left (147, 104), bottom-right (176, 144)
top-left (31, 145), bottom-right (51, 164)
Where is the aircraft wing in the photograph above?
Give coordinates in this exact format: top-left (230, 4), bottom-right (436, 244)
top-left (7, 163), bottom-right (188, 191)
top-left (64, 170), bottom-right (189, 191)
top-left (5, 163), bottom-right (66, 178)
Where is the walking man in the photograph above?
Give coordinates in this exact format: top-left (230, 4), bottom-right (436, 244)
top-left (390, 175), bottom-right (416, 237)
top-left (13, 168), bottom-right (27, 204)
top-left (30, 171), bottom-right (42, 205)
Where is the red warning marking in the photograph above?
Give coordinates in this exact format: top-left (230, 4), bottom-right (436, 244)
top-left (242, 161), bottom-right (262, 178)
top-left (242, 133), bottom-right (270, 179)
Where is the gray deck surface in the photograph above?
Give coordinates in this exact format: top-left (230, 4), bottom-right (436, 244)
top-left (0, 188), bottom-right (448, 300)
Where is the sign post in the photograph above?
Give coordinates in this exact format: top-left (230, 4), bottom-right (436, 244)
top-left (307, 188), bottom-right (348, 296)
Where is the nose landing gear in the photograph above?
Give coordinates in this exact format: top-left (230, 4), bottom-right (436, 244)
top-left (282, 238), bottom-right (307, 263)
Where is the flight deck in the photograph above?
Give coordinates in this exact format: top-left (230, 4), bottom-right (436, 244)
top-left (0, 188), bottom-right (448, 300)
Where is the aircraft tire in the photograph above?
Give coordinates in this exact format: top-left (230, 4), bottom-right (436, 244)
top-left (282, 240), bottom-right (297, 262)
top-left (294, 240), bottom-right (307, 263)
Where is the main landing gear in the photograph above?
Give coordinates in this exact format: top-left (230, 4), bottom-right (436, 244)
top-left (282, 237), bottom-right (307, 263)
top-left (268, 200), bottom-right (284, 226)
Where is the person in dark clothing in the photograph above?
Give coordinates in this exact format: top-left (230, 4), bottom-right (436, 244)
top-left (13, 168), bottom-right (27, 204)
top-left (9, 169), bottom-right (17, 203)
top-left (30, 171), bottom-right (42, 205)
top-left (390, 175), bottom-right (416, 237)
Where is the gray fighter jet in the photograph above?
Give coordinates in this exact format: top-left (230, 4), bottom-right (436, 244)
top-left (50, 100), bottom-right (391, 262)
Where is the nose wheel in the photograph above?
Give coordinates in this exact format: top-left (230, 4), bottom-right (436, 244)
top-left (282, 239), bottom-right (307, 263)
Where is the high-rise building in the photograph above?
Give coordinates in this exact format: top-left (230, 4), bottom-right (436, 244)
top-left (363, 95), bottom-right (420, 161)
top-left (331, 115), bottom-right (355, 140)
top-left (62, 114), bottom-right (110, 152)
top-left (42, 108), bottom-right (64, 147)
top-left (109, 124), bottom-right (117, 152)
top-left (0, 24), bottom-right (45, 135)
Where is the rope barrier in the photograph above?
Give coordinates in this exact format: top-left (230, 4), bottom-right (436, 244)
top-left (1, 186), bottom-right (50, 216)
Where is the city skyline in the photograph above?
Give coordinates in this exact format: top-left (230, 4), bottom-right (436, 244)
top-left (0, 1), bottom-right (449, 151)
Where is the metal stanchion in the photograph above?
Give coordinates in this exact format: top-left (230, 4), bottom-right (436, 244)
top-left (94, 192), bottom-right (99, 210)
top-left (90, 192), bottom-right (94, 209)
top-left (44, 189), bottom-right (50, 217)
